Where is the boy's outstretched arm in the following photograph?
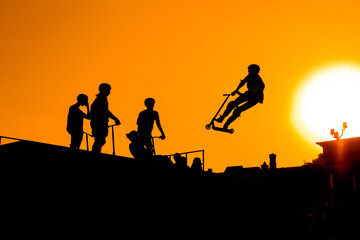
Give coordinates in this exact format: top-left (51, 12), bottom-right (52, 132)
top-left (108, 110), bottom-right (121, 125)
top-left (156, 119), bottom-right (166, 140)
top-left (232, 79), bottom-right (246, 95)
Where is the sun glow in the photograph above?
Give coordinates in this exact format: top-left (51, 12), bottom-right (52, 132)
top-left (292, 63), bottom-right (360, 143)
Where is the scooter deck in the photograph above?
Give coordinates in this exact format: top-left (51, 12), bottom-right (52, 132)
top-left (212, 125), bottom-right (234, 134)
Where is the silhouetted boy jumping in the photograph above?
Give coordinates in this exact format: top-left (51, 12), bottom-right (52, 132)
top-left (137, 98), bottom-right (165, 156)
top-left (67, 94), bottom-right (91, 149)
top-left (90, 83), bottom-right (121, 153)
top-left (215, 64), bottom-right (265, 129)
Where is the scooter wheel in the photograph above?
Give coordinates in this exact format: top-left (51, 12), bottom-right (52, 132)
top-left (205, 124), bottom-right (211, 130)
top-left (229, 129), bottom-right (234, 134)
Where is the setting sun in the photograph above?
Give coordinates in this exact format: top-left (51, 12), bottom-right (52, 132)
top-left (292, 63), bottom-right (360, 143)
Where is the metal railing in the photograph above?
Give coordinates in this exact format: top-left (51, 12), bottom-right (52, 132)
top-left (84, 124), bottom-right (118, 155)
top-left (0, 125), bottom-right (118, 157)
top-left (83, 131), bottom-right (93, 152)
top-left (150, 137), bottom-right (205, 171)
top-left (2, 133), bottom-right (205, 171)
top-left (151, 136), bottom-right (165, 156)
top-left (167, 150), bottom-right (205, 171)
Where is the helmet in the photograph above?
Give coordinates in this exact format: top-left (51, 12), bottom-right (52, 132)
top-left (126, 130), bottom-right (139, 142)
top-left (77, 94), bottom-right (88, 103)
top-left (144, 98), bottom-right (155, 107)
top-left (99, 83), bottom-right (111, 92)
top-left (248, 64), bottom-right (260, 73)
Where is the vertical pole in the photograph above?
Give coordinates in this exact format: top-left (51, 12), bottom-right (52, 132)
top-left (202, 150), bottom-right (205, 171)
top-left (112, 125), bottom-right (115, 156)
top-left (329, 164), bottom-right (336, 240)
top-left (85, 133), bottom-right (89, 151)
top-left (353, 172), bottom-right (359, 216)
top-left (330, 172), bottom-right (334, 210)
top-left (150, 137), bottom-right (155, 155)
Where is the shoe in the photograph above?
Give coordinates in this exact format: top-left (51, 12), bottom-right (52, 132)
top-left (215, 115), bottom-right (224, 123)
top-left (223, 114), bottom-right (240, 130)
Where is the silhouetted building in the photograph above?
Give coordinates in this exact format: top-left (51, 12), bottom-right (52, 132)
top-left (224, 166), bottom-right (261, 178)
top-left (315, 136), bottom-right (360, 236)
top-left (269, 153), bottom-right (277, 170)
top-left (316, 136), bottom-right (360, 172)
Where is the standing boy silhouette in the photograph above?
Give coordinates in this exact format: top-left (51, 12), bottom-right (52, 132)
top-left (66, 94), bottom-right (91, 149)
top-left (137, 98), bottom-right (165, 156)
top-left (215, 64), bottom-right (265, 129)
top-left (90, 83), bottom-right (121, 153)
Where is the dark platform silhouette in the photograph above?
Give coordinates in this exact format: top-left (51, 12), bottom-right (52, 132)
top-left (1, 137), bottom-right (359, 239)
top-left (0, 138), bottom-right (268, 237)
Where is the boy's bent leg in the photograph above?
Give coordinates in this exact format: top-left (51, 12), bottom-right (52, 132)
top-left (92, 135), bottom-right (106, 153)
top-left (223, 101), bottom-right (258, 129)
top-left (216, 95), bottom-right (247, 123)
top-left (140, 134), bottom-right (153, 156)
top-left (223, 111), bottom-right (239, 129)
top-left (70, 132), bottom-right (83, 149)
top-left (145, 141), bottom-right (154, 156)
top-left (237, 100), bottom-right (258, 113)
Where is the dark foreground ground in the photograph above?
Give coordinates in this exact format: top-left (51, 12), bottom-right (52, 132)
top-left (1, 140), bottom-right (359, 239)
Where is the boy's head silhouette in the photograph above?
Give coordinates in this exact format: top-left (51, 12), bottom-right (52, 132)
top-left (99, 83), bottom-right (111, 96)
top-left (248, 64), bottom-right (260, 74)
top-left (126, 130), bottom-right (139, 142)
top-left (173, 153), bottom-right (181, 162)
top-left (144, 98), bottom-right (155, 110)
top-left (77, 94), bottom-right (88, 106)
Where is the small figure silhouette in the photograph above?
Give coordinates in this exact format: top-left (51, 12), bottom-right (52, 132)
top-left (173, 153), bottom-right (188, 170)
top-left (90, 83), bottom-right (121, 153)
top-left (66, 94), bottom-right (91, 149)
top-left (261, 161), bottom-right (269, 170)
top-left (215, 64), bottom-right (265, 129)
top-left (137, 98), bottom-right (165, 156)
top-left (126, 130), bottom-right (150, 160)
top-left (191, 157), bottom-right (203, 172)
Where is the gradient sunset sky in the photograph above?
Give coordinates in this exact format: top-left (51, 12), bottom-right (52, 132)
top-left (1, 0), bottom-right (360, 171)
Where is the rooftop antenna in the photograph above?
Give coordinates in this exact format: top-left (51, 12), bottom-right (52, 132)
top-left (330, 122), bottom-right (347, 140)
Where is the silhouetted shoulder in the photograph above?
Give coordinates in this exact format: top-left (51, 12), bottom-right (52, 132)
top-left (67, 104), bottom-right (87, 135)
top-left (68, 104), bottom-right (87, 122)
top-left (137, 110), bottom-right (159, 124)
top-left (69, 104), bottom-right (87, 117)
top-left (91, 95), bottom-right (108, 111)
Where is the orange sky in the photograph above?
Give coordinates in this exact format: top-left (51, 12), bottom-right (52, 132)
top-left (1, 0), bottom-right (360, 172)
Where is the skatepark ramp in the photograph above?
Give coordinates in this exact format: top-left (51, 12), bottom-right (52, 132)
top-left (0, 135), bottom-right (136, 179)
top-left (0, 135), bottom-right (132, 161)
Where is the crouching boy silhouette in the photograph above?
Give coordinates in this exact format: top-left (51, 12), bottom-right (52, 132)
top-left (67, 94), bottom-right (91, 149)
